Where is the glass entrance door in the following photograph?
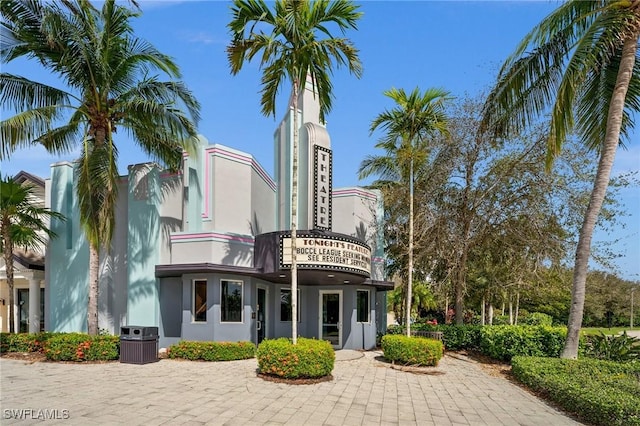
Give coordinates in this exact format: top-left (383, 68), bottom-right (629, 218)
top-left (256, 287), bottom-right (267, 345)
top-left (17, 288), bottom-right (45, 332)
top-left (319, 290), bottom-right (342, 349)
top-left (18, 289), bottom-right (29, 333)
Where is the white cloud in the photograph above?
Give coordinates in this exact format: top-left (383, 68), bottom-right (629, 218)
top-left (182, 31), bottom-right (220, 45)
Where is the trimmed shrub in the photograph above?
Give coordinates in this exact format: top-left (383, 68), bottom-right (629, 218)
top-left (381, 335), bottom-right (444, 366)
top-left (43, 333), bottom-right (119, 362)
top-left (167, 341), bottom-right (255, 361)
top-left (492, 315), bottom-right (511, 325)
top-left (0, 332), bottom-right (60, 353)
top-left (386, 324), bottom-right (482, 351)
top-left (520, 312), bottom-right (553, 326)
top-left (84, 336), bottom-right (120, 361)
top-left (440, 325), bottom-right (482, 351)
top-left (257, 337), bottom-right (334, 379)
top-left (1, 332), bottom-right (39, 353)
top-left (480, 325), bottom-right (567, 361)
top-left (512, 356), bottom-right (640, 426)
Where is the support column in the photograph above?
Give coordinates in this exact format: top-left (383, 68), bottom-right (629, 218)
top-left (28, 278), bottom-right (40, 333)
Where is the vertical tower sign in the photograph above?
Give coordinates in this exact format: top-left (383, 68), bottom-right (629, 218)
top-left (313, 145), bottom-right (332, 230)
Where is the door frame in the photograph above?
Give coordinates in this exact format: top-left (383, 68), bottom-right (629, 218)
top-left (318, 289), bottom-right (342, 349)
top-left (255, 285), bottom-right (268, 345)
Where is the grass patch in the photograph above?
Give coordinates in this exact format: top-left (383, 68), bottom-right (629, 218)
top-left (581, 327), bottom-right (639, 336)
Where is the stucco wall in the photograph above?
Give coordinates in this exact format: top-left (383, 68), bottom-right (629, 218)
top-left (47, 162), bottom-right (89, 332)
top-left (178, 273), bottom-right (253, 344)
top-left (99, 179), bottom-right (128, 334)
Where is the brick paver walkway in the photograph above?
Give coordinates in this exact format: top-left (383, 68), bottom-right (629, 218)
top-left (0, 351), bottom-right (582, 425)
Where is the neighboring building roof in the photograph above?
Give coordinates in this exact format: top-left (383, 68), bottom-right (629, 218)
top-left (13, 170), bottom-right (45, 188)
top-left (12, 249), bottom-right (45, 271)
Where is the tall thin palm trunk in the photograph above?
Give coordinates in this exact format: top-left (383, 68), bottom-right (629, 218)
top-left (291, 79), bottom-right (299, 344)
top-left (406, 159), bottom-right (414, 337)
top-left (561, 36), bottom-right (637, 358)
top-left (88, 244), bottom-right (99, 335)
top-left (2, 222), bottom-right (15, 333)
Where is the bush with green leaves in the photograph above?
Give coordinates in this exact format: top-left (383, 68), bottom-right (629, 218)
top-left (584, 332), bottom-right (640, 362)
top-left (257, 338), bottom-right (334, 379)
top-left (1, 332), bottom-right (39, 353)
top-left (0, 332), bottom-right (60, 353)
top-left (480, 325), bottom-right (567, 361)
top-left (167, 341), bottom-right (255, 361)
top-left (381, 335), bottom-right (444, 366)
top-left (386, 324), bottom-right (482, 351)
top-left (520, 312), bottom-right (553, 326)
top-left (492, 315), bottom-right (511, 325)
top-left (43, 333), bottom-right (119, 361)
top-left (512, 356), bottom-right (640, 426)
top-left (440, 325), bottom-right (482, 351)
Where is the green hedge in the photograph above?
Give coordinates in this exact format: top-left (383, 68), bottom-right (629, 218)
top-left (381, 335), bottom-right (444, 366)
top-left (520, 312), bottom-right (554, 326)
top-left (440, 325), bottom-right (482, 351)
top-left (512, 356), bottom-right (640, 426)
top-left (167, 341), bottom-right (255, 361)
top-left (257, 338), bottom-right (334, 379)
top-left (1, 332), bottom-right (61, 353)
top-left (480, 325), bottom-right (566, 361)
top-left (386, 324), bottom-right (482, 351)
top-left (43, 333), bottom-right (119, 361)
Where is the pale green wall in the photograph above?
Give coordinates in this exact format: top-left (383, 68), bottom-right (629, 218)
top-left (47, 162), bottom-right (89, 332)
top-left (126, 164), bottom-right (160, 326)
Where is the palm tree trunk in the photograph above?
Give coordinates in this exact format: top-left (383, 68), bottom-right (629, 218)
top-left (2, 223), bottom-right (15, 333)
top-left (88, 244), bottom-right (99, 335)
top-left (515, 290), bottom-right (520, 325)
top-left (291, 79), bottom-right (299, 345)
top-left (406, 159), bottom-right (414, 337)
top-left (561, 36), bottom-right (637, 359)
top-left (509, 294), bottom-right (513, 325)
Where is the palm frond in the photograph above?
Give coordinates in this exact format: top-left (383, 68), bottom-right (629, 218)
top-left (0, 72), bottom-right (73, 111)
top-left (0, 105), bottom-right (76, 158)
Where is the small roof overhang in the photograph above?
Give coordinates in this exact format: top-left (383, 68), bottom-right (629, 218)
top-left (155, 263), bottom-right (394, 291)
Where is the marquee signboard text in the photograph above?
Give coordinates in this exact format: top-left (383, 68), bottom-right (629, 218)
top-left (280, 235), bottom-right (371, 276)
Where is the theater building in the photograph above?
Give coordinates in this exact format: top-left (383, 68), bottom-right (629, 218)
top-left (45, 84), bottom-right (392, 349)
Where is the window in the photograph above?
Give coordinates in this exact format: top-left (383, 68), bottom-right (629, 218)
top-left (221, 280), bottom-right (243, 322)
top-left (357, 290), bottom-right (370, 323)
top-left (280, 288), bottom-right (301, 322)
top-left (193, 280), bottom-right (207, 322)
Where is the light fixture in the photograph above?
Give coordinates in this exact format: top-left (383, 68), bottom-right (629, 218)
top-left (279, 274), bottom-right (286, 278)
top-left (343, 280), bottom-right (349, 284)
top-left (327, 274), bottom-right (335, 278)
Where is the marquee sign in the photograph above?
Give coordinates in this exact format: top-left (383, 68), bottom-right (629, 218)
top-left (313, 145), bottom-right (332, 230)
top-left (280, 234), bottom-right (371, 276)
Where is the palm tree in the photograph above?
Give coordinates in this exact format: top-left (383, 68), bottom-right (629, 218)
top-left (0, 175), bottom-right (64, 333)
top-left (480, 1), bottom-right (640, 358)
top-left (1, 0), bottom-right (201, 334)
top-left (359, 87), bottom-right (450, 337)
top-left (227, 0), bottom-right (362, 344)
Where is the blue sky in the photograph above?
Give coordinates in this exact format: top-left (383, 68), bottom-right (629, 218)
top-left (1, 0), bottom-right (638, 280)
